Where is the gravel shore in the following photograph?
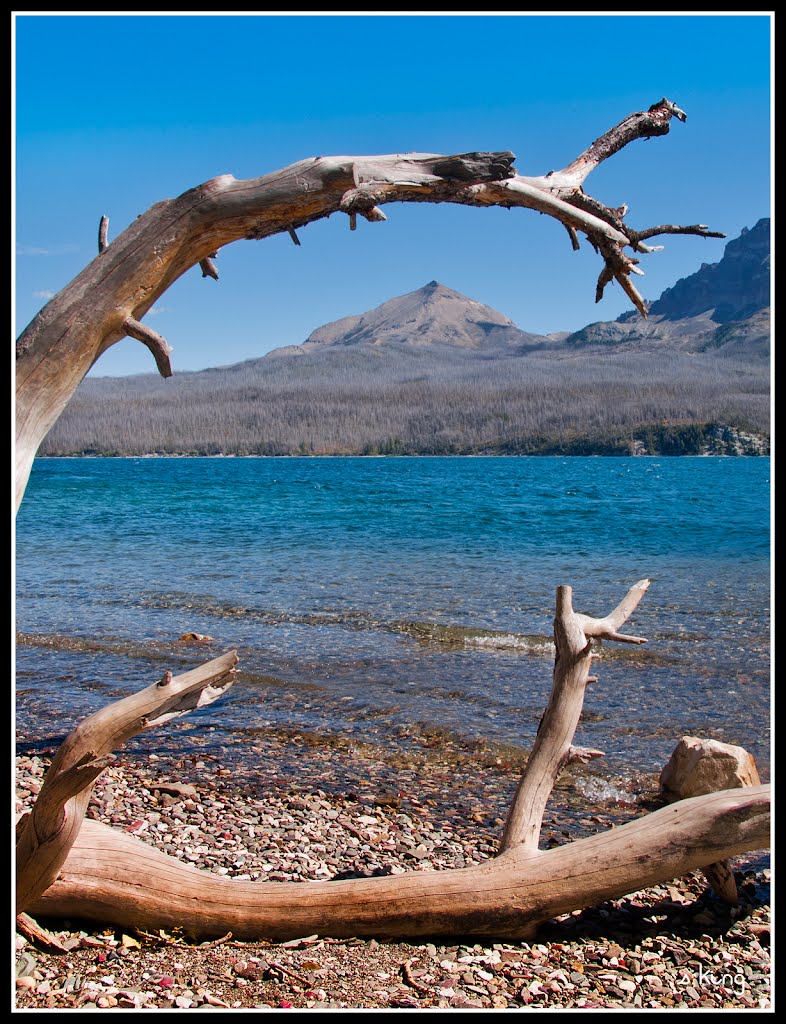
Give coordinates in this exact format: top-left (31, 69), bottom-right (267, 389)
top-left (15, 744), bottom-right (771, 1011)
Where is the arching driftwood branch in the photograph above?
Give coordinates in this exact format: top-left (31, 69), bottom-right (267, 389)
top-left (17, 582), bottom-right (770, 942)
top-left (16, 99), bottom-right (722, 511)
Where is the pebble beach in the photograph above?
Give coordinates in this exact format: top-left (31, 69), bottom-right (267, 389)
top-left (14, 737), bottom-right (771, 1012)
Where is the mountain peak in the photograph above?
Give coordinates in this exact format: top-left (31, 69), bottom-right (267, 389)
top-left (286, 281), bottom-right (544, 354)
top-left (264, 220), bottom-right (769, 362)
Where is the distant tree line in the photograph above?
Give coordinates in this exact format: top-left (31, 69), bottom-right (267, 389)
top-left (39, 345), bottom-right (770, 458)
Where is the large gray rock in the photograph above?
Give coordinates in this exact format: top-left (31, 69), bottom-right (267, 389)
top-left (659, 735), bottom-right (761, 802)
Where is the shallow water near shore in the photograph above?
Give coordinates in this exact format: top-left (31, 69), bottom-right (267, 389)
top-left (15, 456), bottom-right (771, 801)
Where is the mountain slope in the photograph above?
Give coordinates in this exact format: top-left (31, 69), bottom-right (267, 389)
top-left (648, 217), bottom-right (770, 322)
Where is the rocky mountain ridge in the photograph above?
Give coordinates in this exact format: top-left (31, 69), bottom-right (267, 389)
top-left (38, 219), bottom-right (770, 458)
top-left (561, 217), bottom-right (770, 355)
top-left (260, 218), bottom-right (769, 363)
top-left (647, 217), bottom-right (770, 322)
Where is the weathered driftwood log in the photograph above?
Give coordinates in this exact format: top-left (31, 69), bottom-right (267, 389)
top-left (15, 98), bottom-right (724, 511)
top-left (25, 788), bottom-right (771, 943)
top-left (18, 581), bottom-right (770, 942)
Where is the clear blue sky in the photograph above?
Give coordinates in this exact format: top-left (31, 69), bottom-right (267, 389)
top-left (13, 12), bottom-right (772, 377)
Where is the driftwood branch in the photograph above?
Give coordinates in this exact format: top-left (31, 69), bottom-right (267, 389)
top-left (16, 912), bottom-right (70, 953)
top-left (499, 579), bottom-right (649, 854)
top-left (15, 651), bottom-right (238, 917)
top-left (629, 223), bottom-right (727, 245)
top-left (16, 99), bottom-right (722, 511)
top-left (546, 98), bottom-right (687, 189)
top-left (575, 577), bottom-right (651, 645)
top-left (28, 787), bottom-right (769, 942)
top-left (17, 583), bottom-right (770, 942)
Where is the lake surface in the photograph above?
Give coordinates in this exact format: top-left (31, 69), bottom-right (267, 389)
top-left (15, 456), bottom-right (771, 798)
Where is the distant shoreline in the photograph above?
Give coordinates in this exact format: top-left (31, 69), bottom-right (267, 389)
top-left (36, 425), bottom-right (770, 460)
top-left (34, 451), bottom-right (770, 460)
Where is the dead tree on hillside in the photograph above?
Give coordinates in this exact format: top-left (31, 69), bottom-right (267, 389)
top-left (16, 100), bottom-right (767, 941)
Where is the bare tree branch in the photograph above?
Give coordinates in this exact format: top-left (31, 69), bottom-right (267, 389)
top-left (15, 102), bottom-right (723, 512)
top-left (540, 97), bottom-right (688, 189)
top-left (628, 223), bottom-right (727, 245)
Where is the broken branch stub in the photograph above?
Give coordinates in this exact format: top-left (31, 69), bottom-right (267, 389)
top-left (17, 583), bottom-right (770, 942)
top-left (123, 317), bottom-right (174, 379)
top-left (97, 215), bottom-right (109, 253)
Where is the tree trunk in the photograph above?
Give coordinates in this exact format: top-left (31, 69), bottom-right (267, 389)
top-left (29, 787), bottom-right (769, 942)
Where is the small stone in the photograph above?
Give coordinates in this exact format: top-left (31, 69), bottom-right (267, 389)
top-left (15, 952), bottom-right (37, 978)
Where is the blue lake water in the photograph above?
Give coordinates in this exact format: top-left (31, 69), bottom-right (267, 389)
top-left (14, 456), bottom-right (771, 793)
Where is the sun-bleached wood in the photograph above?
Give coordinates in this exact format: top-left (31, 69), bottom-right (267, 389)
top-left (29, 786), bottom-right (769, 942)
top-left (499, 579), bottom-right (650, 853)
top-left (17, 583), bottom-right (770, 942)
top-left (15, 99), bottom-right (723, 512)
top-left (15, 653), bottom-right (238, 916)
